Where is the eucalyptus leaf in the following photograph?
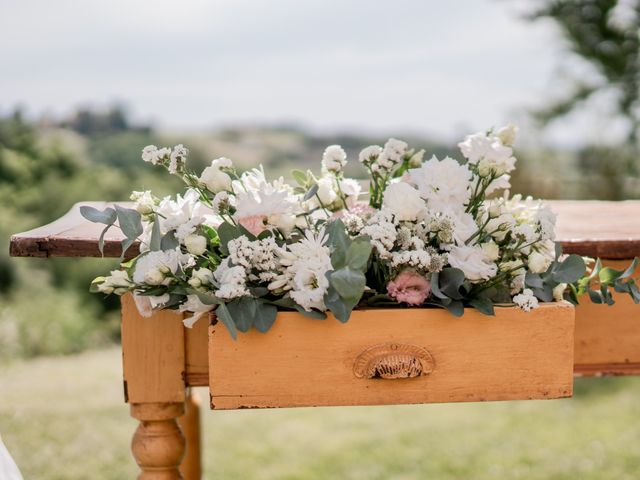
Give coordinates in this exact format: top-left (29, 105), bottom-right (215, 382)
top-left (217, 221), bottom-right (241, 255)
top-left (345, 236), bottom-right (372, 271)
top-left (552, 254), bottom-right (586, 283)
top-left (525, 272), bottom-right (544, 289)
top-left (227, 297), bottom-right (257, 332)
top-left (161, 231), bottom-right (179, 251)
top-left (253, 302), bottom-right (278, 333)
top-left (121, 238), bottom-right (136, 260)
top-left (303, 183), bottom-right (319, 201)
top-left (326, 219), bottom-right (350, 269)
top-left (149, 215), bottom-right (162, 251)
top-left (80, 205), bottom-right (117, 225)
top-left (329, 267), bottom-right (366, 300)
top-left (443, 300), bottom-right (464, 317)
top-left (469, 297), bottom-right (495, 316)
top-left (215, 302), bottom-right (238, 340)
top-left (98, 224), bottom-right (111, 256)
top-left (439, 268), bottom-right (465, 300)
top-left (115, 205), bottom-right (143, 240)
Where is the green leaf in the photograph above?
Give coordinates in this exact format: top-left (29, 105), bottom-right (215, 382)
top-left (443, 300), bottom-right (464, 317)
top-left (294, 307), bottom-right (327, 320)
top-left (620, 257), bottom-right (639, 279)
top-left (268, 297), bottom-right (297, 310)
top-left (345, 236), bottom-right (372, 271)
top-left (326, 219), bottom-right (350, 269)
top-left (149, 215), bottom-right (162, 251)
top-left (525, 272), bottom-right (544, 289)
top-left (115, 205), bottom-right (143, 240)
top-left (329, 267), bottom-right (366, 300)
top-left (80, 205), bottom-right (116, 225)
top-left (303, 183), bottom-right (319, 201)
top-left (227, 297), bottom-right (257, 333)
top-left (439, 268), bottom-right (466, 300)
top-left (253, 302), bottom-right (278, 332)
top-left (324, 286), bottom-right (358, 323)
top-left (98, 224), bottom-right (111, 256)
top-left (599, 266), bottom-right (623, 284)
top-left (217, 221), bottom-right (241, 255)
top-left (552, 254), bottom-right (586, 283)
top-left (587, 289), bottom-right (603, 304)
top-left (292, 169), bottom-right (308, 186)
top-left (215, 303), bottom-right (238, 340)
top-left (469, 297), bottom-right (495, 316)
top-left (89, 276), bottom-right (106, 293)
top-left (120, 238), bottom-right (136, 260)
top-left (161, 231), bottom-right (179, 251)
top-left (430, 272), bottom-right (451, 303)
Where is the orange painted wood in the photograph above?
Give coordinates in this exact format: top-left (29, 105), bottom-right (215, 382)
top-left (184, 318), bottom-right (210, 387)
top-left (10, 200), bottom-right (640, 259)
top-left (208, 303), bottom-right (575, 410)
top-left (178, 390), bottom-right (202, 480)
top-left (122, 294), bottom-right (186, 404)
top-left (573, 260), bottom-right (640, 376)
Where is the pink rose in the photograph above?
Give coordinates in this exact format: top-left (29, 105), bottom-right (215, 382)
top-left (387, 270), bottom-right (431, 305)
top-left (238, 215), bottom-right (268, 236)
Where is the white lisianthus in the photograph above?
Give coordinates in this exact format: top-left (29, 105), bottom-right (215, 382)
top-left (322, 145), bottom-right (347, 172)
top-left (98, 269), bottom-right (133, 295)
top-left (132, 293), bottom-right (171, 317)
top-left (553, 283), bottom-right (567, 302)
top-left (408, 156), bottom-right (472, 211)
top-left (382, 182), bottom-right (425, 222)
top-left (480, 241), bottom-right (500, 261)
top-left (133, 248), bottom-right (193, 285)
top-left (339, 178), bottom-right (361, 208)
top-left (200, 157), bottom-right (233, 193)
top-left (212, 191), bottom-right (236, 215)
top-left (513, 288), bottom-right (539, 312)
top-left (184, 234), bottom-right (207, 255)
top-left (315, 176), bottom-right (338, 206)
top-left (448, 245), bottom-right (497, 282)
top-left (497, 123), bottom-right (518, 146)
top-left (289, 265), bottom-right (330, 311)
top-left (180, 295), bottom-right (215, 328)
top-left (130, 190), bottom-right (156, 215)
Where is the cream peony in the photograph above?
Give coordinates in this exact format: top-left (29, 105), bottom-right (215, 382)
top-left (408, 156), bottom-right (472, 211)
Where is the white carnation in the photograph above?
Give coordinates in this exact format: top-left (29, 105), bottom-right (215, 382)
top-left (382, 182), bottom-right (425, 222)
top-left (408, 156), bottom-right (472, 211)
top-left (322, 145), bottom-right (347, 172)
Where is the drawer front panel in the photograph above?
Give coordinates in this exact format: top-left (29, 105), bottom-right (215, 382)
top-left (209, 303), bottom-right (575, 410)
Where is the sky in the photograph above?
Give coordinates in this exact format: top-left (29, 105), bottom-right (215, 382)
top-left (0, 0), bottom-right (624, 145)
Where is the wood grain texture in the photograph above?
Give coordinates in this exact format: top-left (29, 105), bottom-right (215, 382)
top-left (9, 200), bottom-right (640, 259)
top-left (573, 260), bottom-right (640, 375)
top-left (208, 303), bottom-right (575, 410)
top-left (178, 390), bottom-right (202, 480)
top-left (550, 200), bottom-right (640, 259)
top-left (184, 318), bottom-right (209, 387)
top-left (122, 294), bottom-right (186, 404)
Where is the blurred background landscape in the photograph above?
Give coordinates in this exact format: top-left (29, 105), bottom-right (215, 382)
top-left (1, 0), bottom-right (640, 478)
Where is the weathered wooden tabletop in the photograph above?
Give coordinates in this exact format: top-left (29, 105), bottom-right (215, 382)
top-left (9, 200), bottom-right (640, 259)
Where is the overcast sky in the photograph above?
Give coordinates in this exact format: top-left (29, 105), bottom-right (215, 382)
top-left (1, 0), bottom-right (622, 145)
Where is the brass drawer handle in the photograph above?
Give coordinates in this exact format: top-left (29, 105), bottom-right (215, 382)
top-left (353, 343), bottom-right (435, 379)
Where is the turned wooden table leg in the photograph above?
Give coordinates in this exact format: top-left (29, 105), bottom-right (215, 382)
top-left (131, 403), bottom-right (186, 479)
top-left (179, 389), bottom-right (202, 480)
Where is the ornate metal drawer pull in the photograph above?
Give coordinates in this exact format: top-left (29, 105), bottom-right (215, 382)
top-left (353, 343), bottom-right (435, 379)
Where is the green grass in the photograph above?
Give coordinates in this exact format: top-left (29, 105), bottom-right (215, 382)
top-left (1, 348), bottom-right (640, 479)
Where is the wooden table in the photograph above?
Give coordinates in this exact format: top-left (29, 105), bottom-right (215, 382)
top-left (9, 200), bottom-right (640, 479)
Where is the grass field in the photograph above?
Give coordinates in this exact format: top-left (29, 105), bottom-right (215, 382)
top-left (1, 347), bottom-right (640, 480)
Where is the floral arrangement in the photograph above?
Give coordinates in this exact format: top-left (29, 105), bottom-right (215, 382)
top-left (82, 125), bottom-right (640, 338)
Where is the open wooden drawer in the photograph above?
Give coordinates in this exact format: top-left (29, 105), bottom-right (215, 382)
top-left (208, 303), bottom-right (575, 410)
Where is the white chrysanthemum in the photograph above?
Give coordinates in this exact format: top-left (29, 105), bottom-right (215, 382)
top-left (513, 288), bottom-right (539, 312)
top-left (448, 245), bottom-right (497, 282)
top-left (199, 157), bottom-right (233, 193)
top-left (233, 179), bottom-right (297, 226)
top-left (133, 248), bottom-right (194, 285)
top-left (322, 145), bottom-right (347, 172)
top-left (408, 156), bottom-right (472, 211)
top-left (382, 182), bottom-right (426, 222)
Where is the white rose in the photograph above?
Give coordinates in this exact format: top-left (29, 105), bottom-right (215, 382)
top-left (184, 234), bottom-right (208, 255)
top-left (144, 267), bottom-right (165, 286)
top-left (528, 251), bottom-right (552, 274)
top-left (322, 145), bottom-right (347, 172)
top-left (382, 182), bottom-right (425, 222)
